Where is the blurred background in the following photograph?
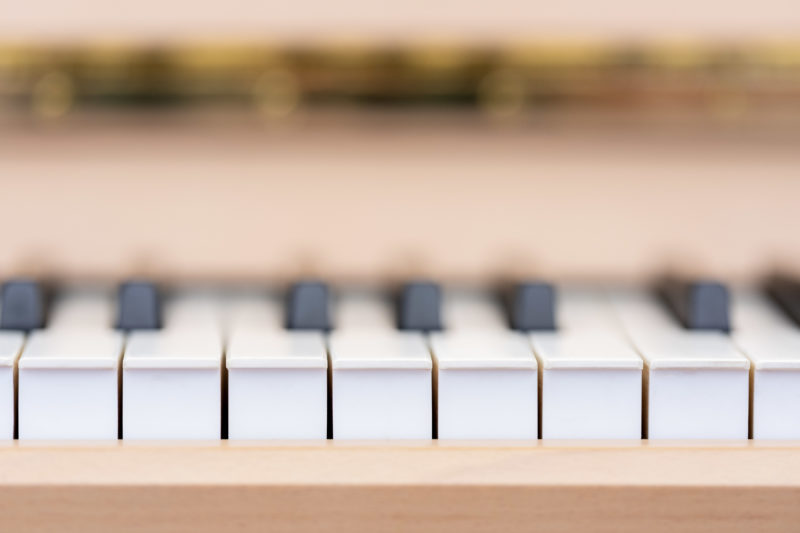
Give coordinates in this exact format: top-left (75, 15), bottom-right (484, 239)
top-left (1, 0), bottom-right (799, 285)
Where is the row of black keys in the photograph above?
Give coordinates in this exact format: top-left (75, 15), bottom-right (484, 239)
top-left (2, 276), bottom-right (800, 333)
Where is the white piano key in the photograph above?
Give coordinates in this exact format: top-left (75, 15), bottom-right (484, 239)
top-left (442, 289), bottom-right (507, 330)
top-left (532, 333), bottom-right (642, 439)
top-left (431, 331), bottom-right (537, 439)
top-left (557, 288), bottom-right (623, 332)
top-left (18, 329), bottom-right (123, 439)
top-left (46, 288), bottom-right (115, 330)
top-left (123, 331), bottom-right (222, 439)
top-left (609, 289), bottom-right (679, 335)
top-left (733, 290), bottom-right (800, 439)
top-left (334, 289), bottom-right (395, 330)
top-left (162, 289), bottom-right (223, 331)
top-left (612, 290), bottom-right (749, 439)
top-left (0, 332), bottom-right (24, 440)
top-left (431, 290), bottom-right (537, 439)
top-left (531, 289), bottom-right (642, 439)
top-left (122, 291), bottom-right (224, 440)
top-left (329, 330), bottom-right (432, 439)
top-left (226, 292), bottom-right (327, 440)
top-left (17, 290), bottom-right (121, 440)
top-left (732, 289), bottom-right (796, 334)
top-left (224, 290), bottom-right (284, 335)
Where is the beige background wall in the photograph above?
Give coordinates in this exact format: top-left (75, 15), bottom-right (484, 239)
top-left (1, 0), bottom-right (800, 42)
top-left (0, 113), bottom-right (798, 284)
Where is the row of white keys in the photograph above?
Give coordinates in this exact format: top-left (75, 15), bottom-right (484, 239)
top-left (12, 285), bottom-right (796, 441)
top-left (611, 289), bottom-right (750, 439)
top-left (18, 288), bottom-right (122, 440)
top-left (431, 290), bottom-right (537, 439)
top-left (329, 290), bottom-right (432, 439)
top-left (531, 289), bottom-right (643, 439)
top-left (732, 290), bottom-right (800, 439)
top-left (226, 290), bottom-right (327, 439)
top-left (123, 290), bottom-right (224, 439)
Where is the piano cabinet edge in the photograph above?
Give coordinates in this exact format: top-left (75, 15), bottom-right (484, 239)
top-left (1, 442), bottom-right (799, 533)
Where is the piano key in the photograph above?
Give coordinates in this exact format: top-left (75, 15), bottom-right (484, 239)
top-left (226, 292), bottom-right (327, 439)
top-left (286, 281), bottom-right (331, 330)
top-left (732, 288), bottom-right (796, 333)
top-left (442, 289), bottom-right (507, 330)
top-left (0, 279), bottom-right (47, 331)
top-left (431, 335), bottom-right (536, 439)
top-left (47, 287), bottom-right (115, 330)
top-left (17, 289), bottom-right (122, 440)
top-left (733, 290), bottom-right (800, 439)
top-left (431, 290), bottom-right (537, 439)
top-left (18, 333), bottom-right (123, 440)
top-left (507, 281), bottom-right (556, 331)
top-left (116, 280), bottom-right (162, 330)
top-left (335, 289), bottom-right (395, 330)
top-left (329, 330), bottom-right (432, 439)
top-left (122, 291), bottom-right (223, 439)
top-left (397, 281), bottom-right (442, 331)
top-left (612, 290), bottom-right (749, 439)
top-left (330, 290), bottom-right (430, 438)
top-left (0, 332), bottom-right (24, 439)
top-left (766, 275), bottom-right (800, 327)
top-left (611, 288), bottom-right (676, 334)
top-left (224, 288), bottom-right (284, 333)
top-left (531, 289), bottom-right (642, 439)
top-left (162, 289), bottom-right (223, 330)
top-left (554, 287), bottom-right (622, 331)
top-left (659, 278), bottom-right (730, 331)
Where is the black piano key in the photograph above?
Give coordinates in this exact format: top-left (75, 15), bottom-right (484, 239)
top-left (286, 281), bottom-right (331, 330)
top-left (0, 279), bottom-right (47, 331)
top-left (507, 282), bottom-right (556, 331)
top-left (397, 281), bottom-right (442, 331)
top-left (116, 280), bottom-right (162, 330)
top-left (766, 276), bottom-right (800, 327)
top-left (659, 278), bottom-right (730, 331)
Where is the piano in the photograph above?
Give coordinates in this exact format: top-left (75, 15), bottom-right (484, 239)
top-left (2, 1), bottom-right (800, 532)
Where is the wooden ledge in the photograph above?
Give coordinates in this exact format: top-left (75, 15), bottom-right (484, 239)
top-left (1, 442), bottom-right (799, 532)
top-left (2, 440), bottom-right (800, 486)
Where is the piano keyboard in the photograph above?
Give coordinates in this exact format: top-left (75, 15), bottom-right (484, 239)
top-left (3, 277), bottom-right (800, 441)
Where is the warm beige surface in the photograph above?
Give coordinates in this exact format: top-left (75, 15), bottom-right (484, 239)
top-left (1, 441), bottom-right (800, 486)
top-left (2, 0), bottom-right (800, 43)
top-left (1, 442), bottom-right (799, 533)
top-left (0, 113), bottom-right (799, 284)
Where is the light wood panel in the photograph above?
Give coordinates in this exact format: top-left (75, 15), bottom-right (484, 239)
top-left (0, 442), bottom-right (799, 532)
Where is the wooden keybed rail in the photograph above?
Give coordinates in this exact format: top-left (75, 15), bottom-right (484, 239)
top-left (1, 441), bottom-right (799, 532)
